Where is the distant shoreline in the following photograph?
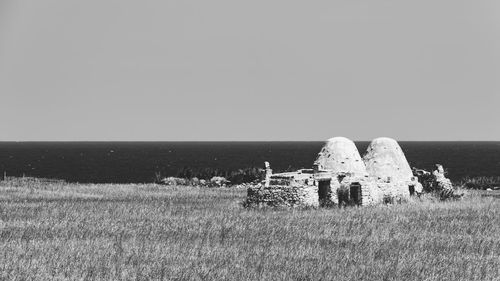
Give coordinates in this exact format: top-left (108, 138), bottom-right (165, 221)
top-left (1, 142), bottom-right (499, 183)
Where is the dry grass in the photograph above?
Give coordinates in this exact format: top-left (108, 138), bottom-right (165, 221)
top-left (1, 180), bottom-right (500, 280)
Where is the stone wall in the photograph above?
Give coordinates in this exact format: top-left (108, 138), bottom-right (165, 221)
top-left (360, 181), bottom-right (380, 206)
top-left (335, 177), bottom-right (413, 206)
top-left (328, 180), bottom-right (341, 205)
top-left (246, 184), bottom-right (319, 207)
top-left (374, 181), bottom-right (411, 203)
top-left (337, 177), bottom-right (379, 206)
top-left (246, 177), bottom-right (418, 208)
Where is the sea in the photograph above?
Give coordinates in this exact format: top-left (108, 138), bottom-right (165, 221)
top-left (0, 142), bottom-right (499, 183)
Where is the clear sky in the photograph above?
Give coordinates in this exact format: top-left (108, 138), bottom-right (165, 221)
top-left (0, 0), bottom-right (498, 141)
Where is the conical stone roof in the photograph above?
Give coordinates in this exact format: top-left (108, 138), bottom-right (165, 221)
top-left (363, 137), bottom-right (413, 181)
top-left (314, 137), bottom-right (367, 175)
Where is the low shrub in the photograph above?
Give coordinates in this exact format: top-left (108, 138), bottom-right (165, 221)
top-left (454, 176), bottom-right (500, 190)
top-left (155, 166), bottom-right (266, 186)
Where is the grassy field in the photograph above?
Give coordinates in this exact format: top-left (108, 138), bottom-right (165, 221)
top-left (1, 180), bottom-right (500, 280)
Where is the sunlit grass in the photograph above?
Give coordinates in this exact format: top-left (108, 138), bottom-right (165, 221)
top-left (0, 180), bottom-right (499, 280)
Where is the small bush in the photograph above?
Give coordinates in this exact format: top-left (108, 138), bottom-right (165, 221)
top-left (155, 166), bottom-right (266, 186)
top-left (455, 176), bottom-right (500, 190)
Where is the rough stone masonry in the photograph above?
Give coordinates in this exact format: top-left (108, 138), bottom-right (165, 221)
top-left (246, 137), bottom-right (451, 208)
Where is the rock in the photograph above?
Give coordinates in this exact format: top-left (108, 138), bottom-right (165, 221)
top-left (161, 177), bottom-right (188, 186)
top-left (210, 176), bottom-right (229, 187)
top-left (413, 181), bottom-right (424, 194)
top-left (429, 164), bottom-right (459, 200)
top-left (433, 164), bottom-right (453, 191)
top-left (412, 168), bottom-right (431, 176)
top-left (190, 177), bottom-right (200, 186)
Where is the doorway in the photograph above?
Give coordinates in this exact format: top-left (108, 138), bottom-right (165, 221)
top-left (318, 180), bottom-right (331, 207)
top-left (409, 185), bottom-right (415, 196)
top-left (350, 183), bottom-right (362, 206)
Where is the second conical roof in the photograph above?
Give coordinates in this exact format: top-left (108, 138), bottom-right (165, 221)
top-left (363, 137), bottom-right (413, 181)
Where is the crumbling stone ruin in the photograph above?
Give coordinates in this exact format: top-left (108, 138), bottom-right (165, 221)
top-left (433, 164), bottom-right (453, 191)
top-left (246, 137), bottom-right (453, 208)
top-left (413, 164), bottom-right (462, 200)
top-left (247, 161), bottom-right (318, 207)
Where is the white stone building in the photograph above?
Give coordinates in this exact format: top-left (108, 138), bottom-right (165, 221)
top-left (247, 136), bottom-right (425, 207)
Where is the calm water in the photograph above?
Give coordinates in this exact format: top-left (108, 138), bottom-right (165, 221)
top-left (0, 142), bottom-right (499, 183)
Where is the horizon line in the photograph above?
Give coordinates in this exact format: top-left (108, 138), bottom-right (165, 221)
top-left (0, 140), bottom-right (499, 143)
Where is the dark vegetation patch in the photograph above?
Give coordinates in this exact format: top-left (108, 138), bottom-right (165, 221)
top-left (454, 176), bottom-right (500, 190)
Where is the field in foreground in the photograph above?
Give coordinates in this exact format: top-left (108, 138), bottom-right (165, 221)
top-left (1, 181), bottom-right (500, 280)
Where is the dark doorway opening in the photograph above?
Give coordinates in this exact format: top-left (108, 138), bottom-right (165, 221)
top-left (350, 183), bottom-right (362, 206)
top-left (338, 188), bottom-right (349, 207)
top-left (409, 185), bottom-right (415, 196)
top-left (318, 180), bottom-right (331, 207)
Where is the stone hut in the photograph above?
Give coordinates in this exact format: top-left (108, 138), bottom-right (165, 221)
top-left (246, 136), bottom-right (426, 207)
top-left (360, 137), bottom-right (423, 204)
top-left (313, 137), bottom-right (369, 206)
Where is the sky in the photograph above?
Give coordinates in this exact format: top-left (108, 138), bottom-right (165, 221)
top-left (0, 0), bottom-right (499, 141)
